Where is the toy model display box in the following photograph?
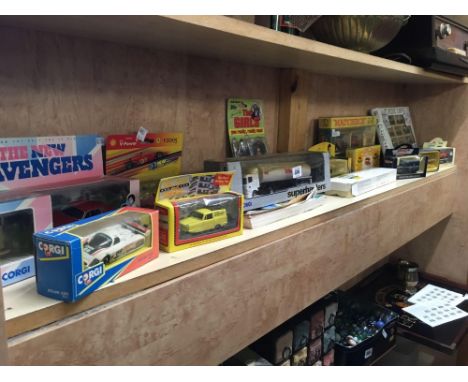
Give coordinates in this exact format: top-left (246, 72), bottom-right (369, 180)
top-left (45, 176), bottom-right (140, 227)
top-left (334, 292), bottom-right (398, 366)
top-left (0, 135), bottom-right (103, 192)
top-left (0, 192), bottom-right (52, 287)
top-left (346, 145), bottom-right (381, 172)
top-left (318, 116), bottom-right (377, 158)
top-left (34, 207), bottom-right (158, 302)
top-left (384, 145), bottom-right (428, 180)
top-left (105, 133), bottom-right (183, 207)
top-left (155, 172), bottom-right (243, 252)
top-left (205, 152), bottom-right (330, 211)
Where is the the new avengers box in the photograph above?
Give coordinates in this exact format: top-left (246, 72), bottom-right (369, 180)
top-left (34, 207), bottom-right (158, 302)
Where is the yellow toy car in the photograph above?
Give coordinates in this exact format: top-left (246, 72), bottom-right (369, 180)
top-left (180, 208), bottom-right (228, 234)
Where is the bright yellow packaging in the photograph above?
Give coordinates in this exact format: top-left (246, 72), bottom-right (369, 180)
top-left (155, 172), bottom-right (243, 252)
top-left (346, 145), bottom-right (381, 172)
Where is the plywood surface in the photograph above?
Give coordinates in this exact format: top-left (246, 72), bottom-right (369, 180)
top-left (0, 25), bottom-right (279, 173)
top-left (391, 84), bottom-right (468, 284)
top-left (6, 167), bottom-right (456, 365)
top-left (0, 16), bottom-right (465, 85)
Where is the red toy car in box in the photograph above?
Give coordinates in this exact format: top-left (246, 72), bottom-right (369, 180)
top-left (126, 151), bottom-right (165, 169)
top-left (53, 200), bottom-right (113, 226)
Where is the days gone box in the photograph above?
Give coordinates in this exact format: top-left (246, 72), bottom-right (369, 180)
top-left (34, 207), bottom-right (158, 302)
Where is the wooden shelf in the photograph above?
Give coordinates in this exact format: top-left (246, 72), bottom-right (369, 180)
top-left (4, 166), bottom-right (457, 365)
top-left (0, 15), bottom-right (466, 85)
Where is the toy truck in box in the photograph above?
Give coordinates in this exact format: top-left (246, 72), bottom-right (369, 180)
top-left (205, 152), bottom-right (330, 211)
top-left (243, 163), bottom-right (312, 198)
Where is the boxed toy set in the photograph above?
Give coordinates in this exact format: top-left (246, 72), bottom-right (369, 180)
top-left (308, 142), bottom-right (349, 177)
top-left (205, 152), bottom-right (330, 211)
top-left (227, 98), bottom-right (268, 157)
top-left (34, 207), bottom-right (158, 302)
top-left (155, 172), bottom-right (243, 252)
top-left (318, 116), bottom-right (377, 158)
top-left (384, 145), bottom-right (428, 180)
top-left (327, 168), bottom-right (397, 198)
top-left (422, 137), bottom-right (456, 165)
top-left (0, 192), bottom-right (52, 287)
top-left (346, 145), bottom-right (381, 172)
top-left (105, 133), bottom-right (183, 207)
top-left (371, 107), bottom-right (417, 152)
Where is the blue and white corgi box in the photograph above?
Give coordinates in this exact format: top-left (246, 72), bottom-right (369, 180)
top-left (34, 207), bottom-right (159, 302)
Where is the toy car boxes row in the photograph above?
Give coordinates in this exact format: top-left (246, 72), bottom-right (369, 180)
top-left (155, 172), bottom-right (243, 253)
top-left (205, 152), bottom-right (330, 211)
top-left (0, 192), bottom-right (52, 287)
top-left (0, 135), bottom-right (141, 287)
top-left (34, 207), bottom-right (158, 302)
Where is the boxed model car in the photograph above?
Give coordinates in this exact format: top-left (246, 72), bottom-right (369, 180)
top-left (34, 207), bottom-right (158, 302)
top-left (0, 192), bottom-right (52, 287)
top-left (204, 152), bottom-right (330, 211)
top-left (155, 172), bottom-right (243, 252)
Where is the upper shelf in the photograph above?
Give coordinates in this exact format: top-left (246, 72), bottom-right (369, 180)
top-left (0, 15), bottom-right (466, 85)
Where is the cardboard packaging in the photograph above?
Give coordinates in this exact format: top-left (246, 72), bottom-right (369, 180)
top-left (327, 168), bottom-right (397, 197)
top-left (205, 152), bottom-right (330, 211)
top-left (34, 207), bottom-right (158, 302)
top-left (0, 193), bottom-right (52, 287)
top-left (155, 172), bottom-right (243, 252)
top-left (346, 145), bottom-right (381, 172)
top-left (318, 116), bottom-right (377, 158)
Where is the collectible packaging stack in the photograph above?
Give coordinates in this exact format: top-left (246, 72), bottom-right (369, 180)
top-left (205, 152), bottom-right (330, 211)
top-left (105, 133), bottom-right (183, 207)
top-left (34, 207), bottom-right (159, 302)
top-left (0, 135), bottom-right (140, 286)
top-left (422, 137), bottom-right (456, 165)
top-left (155, 172), bottom-right (243, 252)
top-left (318, 116), bottom-right (377, 158)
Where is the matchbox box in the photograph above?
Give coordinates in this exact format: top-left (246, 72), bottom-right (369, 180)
top-left (155, 172), bottom-right (243, 252)
top-left (34, 207), bottom-right (158, 302)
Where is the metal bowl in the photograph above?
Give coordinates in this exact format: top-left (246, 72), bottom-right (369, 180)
top-left (309, 16), bottom-right (410, 53)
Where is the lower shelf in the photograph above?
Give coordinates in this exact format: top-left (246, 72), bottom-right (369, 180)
top-left (4, 166), bottom-right (456, 365)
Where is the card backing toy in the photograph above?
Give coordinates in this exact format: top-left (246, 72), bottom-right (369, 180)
top-left (155, 172), bottom-right (243, 252)
top-left (227, 98), bottom-right (268, 157)
top-left (105, 133), bottom-right (183, 207)
top-left (34, 207), bottom-right (158, 302)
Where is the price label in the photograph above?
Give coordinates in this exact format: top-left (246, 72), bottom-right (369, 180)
top-left (136, 126), bottom-right (149, 142)
top-left (292, 165), bottom-right (302, 179)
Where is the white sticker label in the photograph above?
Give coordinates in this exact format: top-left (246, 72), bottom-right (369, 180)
top-left (292, 165), bottom-right (302, 179)
top-left (331, 129), bottom-right (340, 137)
top-left (382, 329), bottom-right (388, 339)
top-left (136, 126), bottom-right (149, 142)
top-left (364, 347), bottom-right (373, 359)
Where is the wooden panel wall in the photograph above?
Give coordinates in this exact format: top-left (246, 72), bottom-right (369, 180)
top-left (0, 26), bottom-right (279, 173)
top-left (392, 84), bottom-right (468, 284)
top-left (277, 70), bottom-right (409, 152)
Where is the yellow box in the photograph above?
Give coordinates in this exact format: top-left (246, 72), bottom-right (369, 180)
top-left (346, 145), bottom-right (381, 172)
top-left (155, 172), bottom-right (243, 252)
top-left (419, 150), bottom-right (440, 172)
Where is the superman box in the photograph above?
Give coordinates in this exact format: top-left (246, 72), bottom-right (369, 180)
top-left (34, 207), bottom-right (158, 302)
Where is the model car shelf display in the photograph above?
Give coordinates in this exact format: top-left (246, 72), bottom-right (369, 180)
top-left (205, 151), bottom-right (330, 211)
top-left (34, 207), bottom-right (159, 302)
top-left (155, 172), bottom-right (243, 252)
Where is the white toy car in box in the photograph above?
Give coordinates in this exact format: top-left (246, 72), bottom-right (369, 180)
top-left (83, 221), bottom-right (150, 267)
top-left (34, 207), bottom-right (158, 302)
